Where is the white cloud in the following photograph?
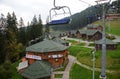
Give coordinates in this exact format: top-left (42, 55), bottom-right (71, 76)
top-left (0, 0), bottom-right (115, 25)
top-left (0, 4), bottom-right (14, 15)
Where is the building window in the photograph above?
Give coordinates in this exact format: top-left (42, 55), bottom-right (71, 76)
top-left (55, 59), bottom-right (59, 62)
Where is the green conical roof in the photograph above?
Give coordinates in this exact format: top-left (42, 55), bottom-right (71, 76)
top-left (26, 39), bottom-right (68, 53)
top-left (21, 60), bottom-right (52, 79)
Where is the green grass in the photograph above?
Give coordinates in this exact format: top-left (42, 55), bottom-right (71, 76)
top-left (67, 39), bottom-right (78, 45)
top-left (76, 42), bottom-right (86, 46)
top-left (54, 74), bottom-right (63, 78)
top-left (70, 63), bottom-right (120, 79)
top-left (93, 19), bottom-right (120, 36)
top-left (69, 43), bottom-right (120, 71)
top-left (88, 43), bottom-right (95, 46)
top-left (68, 46), bottom-right (92, 57)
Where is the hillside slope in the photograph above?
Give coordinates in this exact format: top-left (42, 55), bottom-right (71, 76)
top-left (93, 19), bottom-right (120, 36)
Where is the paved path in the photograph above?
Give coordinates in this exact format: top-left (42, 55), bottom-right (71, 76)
top-left (113, 35), bottom-right (120, 42)
top-left (51, 55), bottom-right (76, 79)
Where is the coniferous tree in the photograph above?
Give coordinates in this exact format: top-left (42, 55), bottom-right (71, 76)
top-left (18, 17), bottom-right (26, 45)
top-left (11, 12), bottom-right (18, 33)
top-left (26, 21), bottom-right (31, 41)
top-left (0, 14), bottom-right (7, 64)
top-left (30, 15), bottom-right (38, 39)
top-left (45, 16), bottom-right (50, 33)
top-left (37, 14), bottom-right (43, 36)
top-left (4, 12), bottom-right (23, 62)
top-left (44, 16), bottom-right (50, 39)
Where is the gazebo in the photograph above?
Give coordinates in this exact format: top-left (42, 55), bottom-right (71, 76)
top-left (25, 39), bottom-right (69, 68)
top-left (21, 60), bottom-right (52, 79)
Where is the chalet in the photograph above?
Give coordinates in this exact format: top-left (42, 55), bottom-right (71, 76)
top-left (25, 39), bottom-right (69, 68)
top-left (95, 38), bottom-right (117, 50)
top-left (78, 30), bottom-right (87, 39)
top-left (67, 30), bottom-right (76, 38)
top-left (86, 30), bottom-right (102, 41)
top-left (76, 30), bottom-right (102, 41)
top-left (87, 24), bottom-right (103, 31)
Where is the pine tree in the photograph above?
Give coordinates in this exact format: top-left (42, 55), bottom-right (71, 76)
top-left (31, 15), bottom-right (37, 25)
top-left (18, 17), bottom-right (26, 45)
top-left (0, 14), bottom-right (7, 64)
top-left (37, 14), bottom-right (43, 36)
top-left (4, 12), bottom-right (23, 62)
top-left (19, 17), bottom-right (24, 27)
top-left (45, 16), bottom-right (50, 34)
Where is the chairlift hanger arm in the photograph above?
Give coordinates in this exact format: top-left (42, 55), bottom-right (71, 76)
top-left (95, 0), bottom-right (111, 4)
top-left (79, 0), bottom-right (93, 6)
top-left (49, 6), bottom-right (71, 20)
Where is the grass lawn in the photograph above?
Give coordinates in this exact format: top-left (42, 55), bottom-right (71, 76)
top-left (67, 39), bottom-right (78, 45)
top-left (70, 63), bottom-right (120, 79)
top-left (67, 39), bottom-right (86, 46)
top-left (68, 41), bottom-right (120, 71)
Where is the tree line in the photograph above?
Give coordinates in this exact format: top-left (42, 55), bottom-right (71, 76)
top-left (0, 12), bottom-right (51, 64)
top-left (0, 12), bottom-right (50, 78)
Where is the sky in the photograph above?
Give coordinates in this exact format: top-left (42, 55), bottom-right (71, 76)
top-left (0, 0), bottom-right (115, 25)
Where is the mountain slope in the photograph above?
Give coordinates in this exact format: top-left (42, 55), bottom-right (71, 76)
top-left (93, 18), bottom-right (120, 36)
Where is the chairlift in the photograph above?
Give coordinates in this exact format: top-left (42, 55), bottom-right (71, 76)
top-left (48, 0), bottom-right (72, 25)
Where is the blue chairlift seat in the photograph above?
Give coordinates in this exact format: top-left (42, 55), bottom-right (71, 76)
top-left (49, 18), bottom-right (71, 25)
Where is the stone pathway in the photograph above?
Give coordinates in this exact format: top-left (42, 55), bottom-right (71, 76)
top-left (113, 35), bottom-right (120, 42)
top-left (51, 55), bottom-right (76, 79)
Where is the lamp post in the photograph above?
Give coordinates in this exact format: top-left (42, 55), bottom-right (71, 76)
top-left (91, 50), bottom-right (95, 79)
top-left (95, 0), bottom-right (111, 79)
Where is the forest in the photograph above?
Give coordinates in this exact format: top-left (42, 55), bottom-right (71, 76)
top-left (0, 12), bottom-right (49, 78)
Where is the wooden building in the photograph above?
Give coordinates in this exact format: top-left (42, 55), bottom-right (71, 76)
top-left (86, 30), bottom-right (102, 41)
top-left (95, 38), bottom-right (117, 50)
top-left (25, 39), bottom-right (69, 69)
top-left (17, 39), bottom-right (69, 79)
top-left (76, 30), bottom-right (102, 41)
top-left (77, 30), bottom-right (87, 39)
top-left (67, 30), bottom-right (76, 38)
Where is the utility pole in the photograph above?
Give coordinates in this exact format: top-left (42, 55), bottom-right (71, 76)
top-left (95, 0), bottom-right (111, 79)
top-left (100, 3), bottom-right (106, 79)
